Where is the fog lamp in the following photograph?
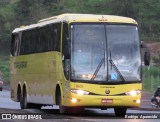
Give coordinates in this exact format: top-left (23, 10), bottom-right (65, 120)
top-left (136, 99), bottom-right (141, 104)
top-left (71, 98), bottom-right (77, 103)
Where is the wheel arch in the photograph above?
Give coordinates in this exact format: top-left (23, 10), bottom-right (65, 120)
top-left (55, 83), bottom-right (62, 105)
top-left (17, 83), bottom-right (22, 102)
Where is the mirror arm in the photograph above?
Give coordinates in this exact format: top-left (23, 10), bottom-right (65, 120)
top-left (141, 41), bottom-right (150, 52)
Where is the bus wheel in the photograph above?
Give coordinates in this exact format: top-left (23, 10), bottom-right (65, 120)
top-left (114, 107), bottom-right (127, 117)
top-left (57, 90), bottom-right (65, 114)
top-left (17, 86), bottom-right (21, 102)
top-left (57, 91), bottom-right (69, 114)
top-left (20, 88), bottom-right (29, 109)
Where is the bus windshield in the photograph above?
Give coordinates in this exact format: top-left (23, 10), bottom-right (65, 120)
top-left (71, 24), bottom-right (141, 83)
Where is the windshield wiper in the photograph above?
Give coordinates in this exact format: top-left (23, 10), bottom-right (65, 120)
top-left (109, 59), bottom-right (125, 82)
top-left (91, 58), bottom-right (104, 81)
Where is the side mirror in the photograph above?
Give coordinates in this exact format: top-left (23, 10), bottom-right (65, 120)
top-left (140, 41), bottom-right (146, 48)
top-left (144, 51), bottom-right (150, 66)
top-left (141, 41), bottom-right (150, 66)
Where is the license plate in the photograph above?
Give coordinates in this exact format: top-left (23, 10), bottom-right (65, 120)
top-left (101, 99), bottom-right (113, 103)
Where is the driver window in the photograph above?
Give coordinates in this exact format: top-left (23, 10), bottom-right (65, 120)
top-left (62, 22), bottom-right (69, 80)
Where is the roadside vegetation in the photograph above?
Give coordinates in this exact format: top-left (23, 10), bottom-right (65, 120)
top-left (143, 66), bottom-right (160, 92)
top-left (0, 54), bottom-right (9, 87)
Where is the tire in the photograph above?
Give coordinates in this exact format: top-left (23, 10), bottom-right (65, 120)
top-left (0, 87), bottom-right (2, 91)
top-left (20, 88), bottom-right (29, 109)
top-left (57, 90), bottom-right (65, 114)
top-left (17, 87), bottom-right (21, 102)
top-left (114, 107), bottom-right (127, 117)
top-left (20, 91), bottom-right (23, 109)
top-left (20, 88), bottom-right (41, 109)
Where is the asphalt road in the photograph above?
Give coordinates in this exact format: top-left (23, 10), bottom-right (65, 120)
top-left (0, 90), bottom-right (160, 122)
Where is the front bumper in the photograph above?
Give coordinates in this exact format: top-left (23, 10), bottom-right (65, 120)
top-left (64, 93), bottom-right (141, 108)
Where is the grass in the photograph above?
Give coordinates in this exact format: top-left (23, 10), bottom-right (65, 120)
top-left (142, 66), bottom-right (160, 92)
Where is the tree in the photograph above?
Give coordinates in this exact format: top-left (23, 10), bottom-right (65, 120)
top-left (15, 0), bottom-right (60, 24)
top-left (135, 0), bottom-right (160, 39)
top-left (107, 0), bottom-right (137, 18)
top-left (15, 0), bottom-right (32, 25)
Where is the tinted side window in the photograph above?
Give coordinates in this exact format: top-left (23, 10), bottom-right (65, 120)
top-left (20, 23), bottom-right (62, 55)
top-left (47, 24), bottom-right (54, 51)
top-left (54, 23), bottom-right (61, 52)
top-left (62, 23), bottom-right (69, 58)
top-left (11, 34), bottom-right (20, 56)
top-left (20, 31), bottom-right (30, 55)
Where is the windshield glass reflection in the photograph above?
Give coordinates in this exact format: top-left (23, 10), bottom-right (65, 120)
top-left (71, 24), bottom-right (106, 81)
top-left (71, 24), bottom-right (141, 82)
top-left (107, 25), bottom-right (141, 81)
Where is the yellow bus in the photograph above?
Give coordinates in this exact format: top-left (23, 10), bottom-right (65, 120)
top-left (10, 13), bottom-right (150, 116)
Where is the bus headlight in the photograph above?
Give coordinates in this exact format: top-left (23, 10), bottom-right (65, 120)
top-left (125, 90), bottom-right (141, 96)
top-left (71, 89), bottom-right (90, 95)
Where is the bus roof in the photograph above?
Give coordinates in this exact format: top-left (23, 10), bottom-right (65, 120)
top-left (12, 13), bottom-right (137, 33)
